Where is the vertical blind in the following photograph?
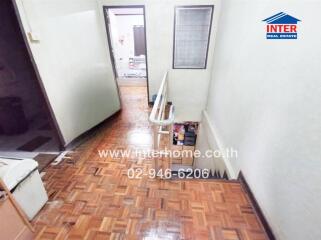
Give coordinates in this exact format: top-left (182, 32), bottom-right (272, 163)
top-left (173, 6), bottom-right (213, 69)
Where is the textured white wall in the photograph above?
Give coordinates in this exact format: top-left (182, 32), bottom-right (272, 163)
top-left (205, 0), bottom-right (321, 239)
top-left (14, 0), bottom-right (121, 145)
top-left (98, 0), bottom-right (221, 122)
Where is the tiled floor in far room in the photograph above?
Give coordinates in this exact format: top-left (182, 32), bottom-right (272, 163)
top-left (32, 86), bottom-right (269, 240)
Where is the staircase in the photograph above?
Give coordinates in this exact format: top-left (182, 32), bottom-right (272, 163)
top-left (149, 72), bottom-right (231, 180)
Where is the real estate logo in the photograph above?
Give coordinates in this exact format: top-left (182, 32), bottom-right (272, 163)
top-left (263, 12), bottom-right (301, 39)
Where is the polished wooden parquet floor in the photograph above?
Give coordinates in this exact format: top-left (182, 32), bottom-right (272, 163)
top-left (33, 86), bottom-right (269, 240)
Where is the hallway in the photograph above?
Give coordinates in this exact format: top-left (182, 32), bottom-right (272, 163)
top-left (32, 86), bottom-right (269, 240)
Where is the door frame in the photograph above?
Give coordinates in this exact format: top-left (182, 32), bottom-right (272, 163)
top-left (102, 5), bottom-right (150, 103)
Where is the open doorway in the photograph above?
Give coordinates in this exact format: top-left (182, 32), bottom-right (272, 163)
top-left (103, 6), bottom-right (149, 97)
top-left (0, 0), bottom-right (62, 161)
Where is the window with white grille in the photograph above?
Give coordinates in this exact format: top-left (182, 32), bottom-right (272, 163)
top-left (173, 6), bottom-right (213, 69)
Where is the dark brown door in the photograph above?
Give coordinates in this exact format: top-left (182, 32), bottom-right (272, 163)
top-left (133, 26), bottom-right (146, 56)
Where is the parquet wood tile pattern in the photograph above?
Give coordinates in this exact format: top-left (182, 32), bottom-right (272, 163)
top-left (33, 86), bottom-right (269, 240)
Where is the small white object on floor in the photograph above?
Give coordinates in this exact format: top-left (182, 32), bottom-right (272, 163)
top-left (51, 151), bottom-right (74, 165)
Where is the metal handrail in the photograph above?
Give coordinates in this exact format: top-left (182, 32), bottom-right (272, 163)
top-left (149, 71), bottom-right (175, 126)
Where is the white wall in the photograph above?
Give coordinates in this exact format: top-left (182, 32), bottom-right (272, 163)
top-left (14, 0), bottom-right (121, 145)
top-left (205, 0), bottom-right (321, 239)
top-left (98, 0), bottom-right (221, 122)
